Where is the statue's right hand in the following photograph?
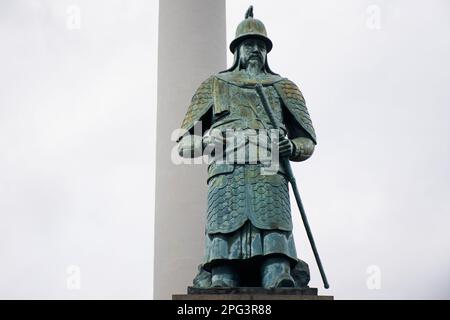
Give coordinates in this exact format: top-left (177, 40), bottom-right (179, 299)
top-left (202, 129), bottom-right (225, 149)
top-left (177, 134), bottom-right (204, 158)
top-left (202, 129), bottom-right (226, 159)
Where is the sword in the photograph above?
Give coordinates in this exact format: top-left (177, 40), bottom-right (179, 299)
top-left (255, 83), bottom-right (330, 289)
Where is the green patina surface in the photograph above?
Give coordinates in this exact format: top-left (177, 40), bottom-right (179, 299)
top-left (178, 6), bottom-right (318, 289)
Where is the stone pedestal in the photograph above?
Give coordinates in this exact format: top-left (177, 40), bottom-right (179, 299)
top-left (172, 287), bottom-right (334, 300)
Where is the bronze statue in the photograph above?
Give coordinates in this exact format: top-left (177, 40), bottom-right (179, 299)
top-left (177, 6), bottom-right (328, 289)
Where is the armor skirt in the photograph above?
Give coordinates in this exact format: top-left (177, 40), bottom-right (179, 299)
top-left (202, 221), bottom-right (298, 271)
top-left (206, 164), bottom-right (293, 233)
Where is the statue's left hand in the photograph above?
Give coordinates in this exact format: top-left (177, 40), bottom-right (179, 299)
top-left (278, 137), bottom-right (294, 158)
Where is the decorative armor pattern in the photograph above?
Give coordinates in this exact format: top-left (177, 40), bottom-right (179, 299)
top-left (206, 164), bottom-right (292, 234)
top-left (179, 76), bottom-right (214, 136)
top-left (273, 79), bottom-right (317, 143)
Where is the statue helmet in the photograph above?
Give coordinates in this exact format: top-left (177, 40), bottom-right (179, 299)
top-left (229, 6), bottom-right (273, 53)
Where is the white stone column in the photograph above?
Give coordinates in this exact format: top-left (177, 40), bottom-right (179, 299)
top-left (154, 0), bottom-right (226, 299)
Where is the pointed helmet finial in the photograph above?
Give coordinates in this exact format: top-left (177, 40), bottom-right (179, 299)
top-left (245, 5), bottom-right (254, 19)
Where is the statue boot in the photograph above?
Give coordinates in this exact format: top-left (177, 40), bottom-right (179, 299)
top-left (261, 255), bottom-right (295, 288)
top-left (211, 264), bottom-right (239, 287)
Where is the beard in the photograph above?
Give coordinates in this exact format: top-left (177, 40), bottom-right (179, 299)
top-left (247, 59), bottom-right (263, 70)
top-left (242, 55), bottom-right (264, 70)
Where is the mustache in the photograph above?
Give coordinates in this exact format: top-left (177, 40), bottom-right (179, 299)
top-left (248, 53), bottom-right (263, 60)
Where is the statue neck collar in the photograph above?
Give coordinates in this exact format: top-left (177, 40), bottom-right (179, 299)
top-left (215, 70), bottom-right (284, 87)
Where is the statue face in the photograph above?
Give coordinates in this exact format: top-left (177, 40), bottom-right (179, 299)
top-left (239, 38), bottom-right (267, 70)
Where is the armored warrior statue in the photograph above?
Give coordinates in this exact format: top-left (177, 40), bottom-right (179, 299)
top-left (177, 6), bottom-right (322, 289)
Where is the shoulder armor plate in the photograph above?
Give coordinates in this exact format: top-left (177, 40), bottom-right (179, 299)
top-left (273, 79), bottom-right (317, 144)
top-left (179, 76), bottom-right (214, 140)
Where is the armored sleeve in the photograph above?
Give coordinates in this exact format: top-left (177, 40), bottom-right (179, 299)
top-left (274, 79), bottom-right (317, 144)
top-left (275, 79), bottom-right (317, 162)
top-left (177, 76), bottom-right (215, 142)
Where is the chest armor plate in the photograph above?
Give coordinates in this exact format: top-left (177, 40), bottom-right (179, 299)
top-left (211, 84), bottom-right (286, 133)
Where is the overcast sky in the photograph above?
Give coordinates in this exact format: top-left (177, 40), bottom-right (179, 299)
top-left (0, 0), bottom-right (449, 299)
top-left (0, 0), bottom-right (158, 299)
